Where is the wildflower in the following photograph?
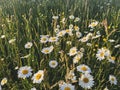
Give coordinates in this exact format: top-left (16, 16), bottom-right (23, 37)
top-left (8, 38), bottom-right (16, 44)
top-left (49, 60), bottom-right (58, 68)
top-left (69, 15), bottom-right (75, 20)
top-left (80, 48), bottom-right (85, 52)
top-left (77, 64), bottom-right (91, 73)
top-left (41, 46), bottom-right (54, 54)
top-left (67, 70), bottom-right (77, 83)
top-left (32, 70), bottom-right (44, 83)
top-left (76, 32), bottom-right (82, 38)
top-left (69, 24), bottom-right (73, 29)
top-left (68, 47), bottom-right (77, 56)
top-left (31, 87), bottom-right (37, 90)
top-left (1, 78), bottom-right (7, 86)
top-left (87, 43), bottom-right (92, 46)
top-left (104, 87), bottom-right (109, 90)
top-left (74, 26), bottom-right (79, 31)
top-left (92, 35), bottom-right (101, 39)
top-left (73, 53), bottom-right (83, 64)
top-left (49, 37), bottom-right (59, 42)
top-left (40, 35), bottom-right (49, 43)
top-left (114, 44), bottom-right (120, 48)
top-left (96, 48), bottom-right (106, 60)
top-left (74, 17), bottom-right (80, 22)
top-left (88, 21), bottom-right (98, 28)
top-left (108, 39), bottom-right (115, 43)
top-left (79, 37), bottom-right (89, 42)
top-left (57, 30), bottom-right (66, 37)
top-left (109, 75), bottom-right (117, 85)
top-left (108, 56), bottom-right (115, 63)
top-left (52, 16), bottom-right (59, 20)
top-left (1, 35), bottom-right (5, 39)
top-left (18, 66), bottom-right (32, 79)
top-left (66, 41), bottom-right (72, 45)
top-left (79, 73), bottom-right (94, 89)
top-left (65, 29), bottom-right (73, 36)
top-left (24, 42), bottom-right (33, 49)
top-left (15, 66), bottom-right (19, 70)
top-left (86, 33), bottom-right (93, 39)
top-left (59, 83), bottom-right (75, 90)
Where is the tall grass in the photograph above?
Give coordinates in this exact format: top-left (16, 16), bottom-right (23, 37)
top-left (0, 0), bottom-right (120, 90)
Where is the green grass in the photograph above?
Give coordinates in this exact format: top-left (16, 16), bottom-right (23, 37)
top-left (0, 0), bottom-right (120, 90)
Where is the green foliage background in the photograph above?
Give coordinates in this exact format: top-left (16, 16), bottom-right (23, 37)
top-left (0, 0), bottom-right (120, 90)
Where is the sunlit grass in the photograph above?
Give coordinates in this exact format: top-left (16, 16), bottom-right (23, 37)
top-left (0, 0), bottom-right (120, 90)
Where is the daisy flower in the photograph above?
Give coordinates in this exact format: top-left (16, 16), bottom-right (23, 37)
top-left (76, 32), bottom-right (82, 38)
top-left (108, 56), bottom-right (115, 63)
top-left (65, 29), bottom-right (73, 36)
top-left (69, 24), bottom-right (73, 29)
top-left (109, 75), bottom-right (117, 85)
top-left (24, 42), bottom-right (33, 49)
top-left (49, 37), bottom-right (59, 42)
top-left (56, 30), bottom-right (66, 37)
top-left (1, 77), bottom-right (7, 86)
top-left (49, 60), bottom-right (58, 68)
top-left (18, 66), bottom-right (32, 79)
top-left (69, 15), bottom-right (75, 20)
top-left (79, 73), bottom-right (94, 89)
top-left (73, 53), bottom-right (83, 64)
top-left (114, 44), bottom-right (120, 48)
top-left (52, 16), bottom-right (59, 20)
top-left (66, 41), bottom-right (72, 45)
top-left (8, 38), bottom-right (16, 44)
top-left (96, 48), bottom-right (106, 60)
top-left (68, 47), bottom-right (77, 56)
top-left (67, 70), bottom-right (77, 83)
top-left (32, 70), bottom-right (44, 84)
top-left (41, 46), bottom-right (54, 54)
top-left (1, 35), bottom-right (5, 39)
top-left (74, 26), bottom-right (79, 31)
top-left (74, 17), bottom-right (80, 22)
top-left (59, 83), bottom-right (75, 90)
top-left (86, 33), bottom-right (93, 39)
top-left (31, 87), bottom-right (37, 90)
top-left (108, 39), bottom-right (115, 43)
top-left (104, 87), bottom-right (109, 90)
top-left (88, 21), bottom-right (98, 28)
top-left (104, 48), bottom-right (111, 57)
top-left (77, 64), bottom-right (91, 73)
top-left (40, 35), bottom-right (49, 43)
top-left (79, 37), bottom-right (89, 42)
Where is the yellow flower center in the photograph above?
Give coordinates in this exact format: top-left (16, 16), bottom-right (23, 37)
top-left (74, 26), bottom-right (78, 30)
top-left (71, 50), bottom-right (76, 54)
top-left (83, 77), bottom-right (89, 83)
top-left (111, 57), bottom-right (115, 61)
top-left (22, 69), bottom-right (28, 75)
top-left (42, 38), bottom-right (47, 41)
top-left (44, 49), bottom-right (49, 53)
top-left (64, 87), bottom-right (71, 90)
top-left (81, 66), bottom-right (87, 71)
top-left (35, 73), bottom-right (42, 80)
top-left (100, 52), bottom-right (104, 57)
top-left (51, 62), bottom-right (56, 65)
top-left (91, 23), bottom-right (96, 26)
top-left (66, 29), bottom-right (70, 33)
top-left (51, 37), bottom-right (56, 41)
top-left (27, 44), bottom-right (31, 48)
top-left (111, 78), bottom-right (115, 81)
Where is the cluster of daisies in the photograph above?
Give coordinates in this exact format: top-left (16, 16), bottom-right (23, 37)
top-left (96, 47), bottom-right (116, 63)
top-left (0, 14), bottom-right (119, 90)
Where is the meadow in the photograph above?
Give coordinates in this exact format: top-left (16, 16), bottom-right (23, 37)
top-left (0, 0), bottom-right (120, 90)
